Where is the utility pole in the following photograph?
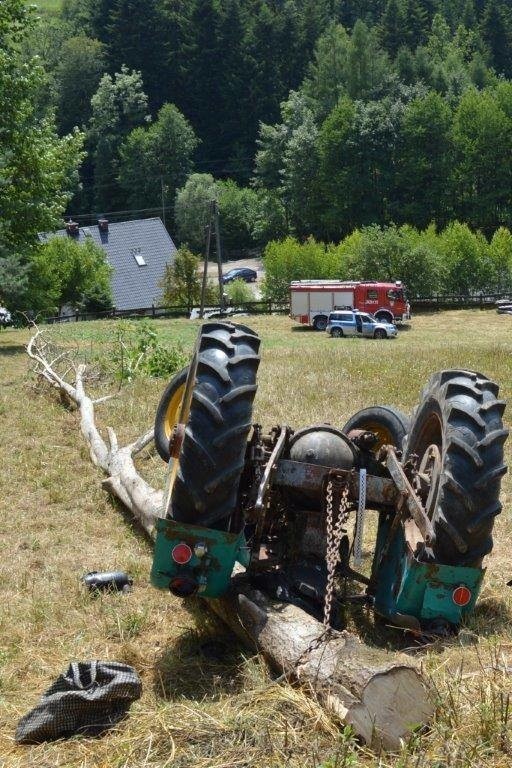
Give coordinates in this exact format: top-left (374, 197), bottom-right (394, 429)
top-left (160, 177), bottom-right (166, 227)
top-left (199, 200), bottom-right (215, 319)
top-left (213, 200), bottom-right (225, 312)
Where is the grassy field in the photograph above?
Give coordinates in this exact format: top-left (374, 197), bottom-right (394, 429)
top-left (1, 310), bottom-right (512, 767)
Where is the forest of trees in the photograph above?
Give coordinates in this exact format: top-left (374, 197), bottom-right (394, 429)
top-left (3, 0), bottom-right (512, 310)
top-left (26, 1), bottom-right (512, 235)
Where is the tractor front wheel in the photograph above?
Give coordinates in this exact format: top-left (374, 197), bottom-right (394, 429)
top-left (342, 406), bottom-right (410, 452)
top-left (165, 322), bottom-right (260, 531)
top-left (404, 370), bottom-right (508, 566)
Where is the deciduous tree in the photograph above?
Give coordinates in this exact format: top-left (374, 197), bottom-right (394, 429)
top-left (160, 245), bottom-right (216, 309)
top-left (89, 66), bottom-right (149, 212)
top-left (118, 103), bottom-right (197, 211)
top-left (394, 91), bottom-right (453, 227)
top-left (0, 0), bottom-right (84, 253)
top-left (174, 174), bottom-right (218, 253)
top-left (452, 89), bottom-right (512, 232)
top-left (27, 237), bottom-right (112, 314)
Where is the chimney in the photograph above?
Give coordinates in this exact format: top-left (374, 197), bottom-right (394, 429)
top-left (98, 217), bottom-right (109, 232)
top-left (65, 219), bottom-right (79, 237)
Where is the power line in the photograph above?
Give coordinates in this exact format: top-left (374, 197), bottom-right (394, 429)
top-left (67, 205), bottom-right (175, 220)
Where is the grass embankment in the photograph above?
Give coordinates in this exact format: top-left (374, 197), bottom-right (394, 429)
top-left (0, 311), bottom-right (511, 767)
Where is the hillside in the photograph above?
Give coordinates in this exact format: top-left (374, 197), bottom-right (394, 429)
top-left (18, 0), bottom-right (512, 245)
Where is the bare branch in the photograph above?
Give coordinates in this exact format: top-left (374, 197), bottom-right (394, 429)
top-left (92, 394), bottom-right (118, 405)
top-left (26, 325), bottom-right (162, 532)
top-left (129, 428), bottom-right (154, 456)
top-left (106, 426), bottom-right (119, 453)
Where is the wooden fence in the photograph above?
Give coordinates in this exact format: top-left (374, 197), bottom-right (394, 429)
top-left (42, 299), bottom-right (289, 324)
top-left (35, 292), bottom-right (510, 325)
top-left (410, 292), bottom-right (511, 310)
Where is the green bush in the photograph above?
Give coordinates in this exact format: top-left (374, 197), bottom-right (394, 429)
top-left (218, 180), bottom-right (261, 253)
top-left (160, 245), bottom-right (217, 309)
top-left (341, 225), bottom-right (447, 296)
top-left (263, 236), bottom-right (340, 301)
top-left (109, 320), bottom-right (187, 382)
top-left (225, 278), bottom-right (254, 305)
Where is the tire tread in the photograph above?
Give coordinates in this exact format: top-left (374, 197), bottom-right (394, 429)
top-left (405, 370), bottom-right (508, 565)
top-left (171, 321), bottom-right (260, 530)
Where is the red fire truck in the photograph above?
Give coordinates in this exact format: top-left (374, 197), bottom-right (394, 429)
top-left (290, 280), bottom-right (411, 331)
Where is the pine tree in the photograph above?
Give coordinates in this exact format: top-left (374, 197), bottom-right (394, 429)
top-left (245, 3), bottom-right (283, 129)
top-left (462, 0), bottom-right (477, 29)
top-left (215, 0), bottom-right (252, 179)
top-left (481, 0), bottom-right (512, 77)
top-left (106, 0), bottom-right (166, 110)
top-left (381, 0), bottom-right (406, 56)
top-left (396, 45), bottom-right (416, 83)
top-left (404, 0), bottom-right (429, 49)
top-left (347, 20), bottom-right (390, 100)
top-left (302, 23), bottom-right (351, 119)
top-left (178, 0), bottom-right (223, 165)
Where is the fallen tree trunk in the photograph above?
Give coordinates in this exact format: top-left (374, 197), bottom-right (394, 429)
top-left (27, 330), bottom-right (163, 537)
top-left (26, 328), bottom-right (434, 749)
top-left (211, 574), bottom-right (433, 750)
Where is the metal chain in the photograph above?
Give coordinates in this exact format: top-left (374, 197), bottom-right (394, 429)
top-left (282, 475), bottom-right (351, 679)
top-left (323, 476), bottom-right (351, 628)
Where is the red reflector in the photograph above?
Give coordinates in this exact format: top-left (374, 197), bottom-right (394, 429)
top-left (169, 576), bottom-right (198, 597)
top-left (452, 585), bottom-right (472, 607)
top-left (172, 542), bottom-right (192, 565)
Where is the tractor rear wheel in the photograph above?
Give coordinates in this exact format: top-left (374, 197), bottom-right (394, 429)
top-left (169, 322), bottom-right (260, 531)
top-left (342, 406), bottom-right (410, 452)
top-left (404, 370), bottom-right (508, 566)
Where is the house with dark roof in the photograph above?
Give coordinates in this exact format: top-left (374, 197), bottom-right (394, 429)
top-left (40, 217), bottom-right (177, 311)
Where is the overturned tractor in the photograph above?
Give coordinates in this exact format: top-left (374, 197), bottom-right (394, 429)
top-left (151, 321), bottom-right (508, 635)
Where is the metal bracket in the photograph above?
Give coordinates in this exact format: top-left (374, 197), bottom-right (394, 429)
top-left (249, 426), bottom-right (288, 564)
top-left (354, 469), bottom-right (366, 567)
top-left (254, 426), bottom-right (288, 514)
top-left (385, 446), bottom-right (435, 546)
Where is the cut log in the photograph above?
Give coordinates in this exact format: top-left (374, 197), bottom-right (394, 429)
top-left (25, 327), bottom-right (434, 750)
top-left (210, 573), bottom-right (433, 750)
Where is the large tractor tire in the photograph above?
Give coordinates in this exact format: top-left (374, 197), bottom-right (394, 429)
top-left (342, 406), bottom-right (410, 452)
top-left (404, 370), bottom-right (508, 566)
top-left (164, 322), bottom-right (260, 531)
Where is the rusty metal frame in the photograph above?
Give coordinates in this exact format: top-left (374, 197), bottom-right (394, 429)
top-left (273, 459), bottom-right (398, 507)
top-left (249, 426), bottom-right (288, 564)
top-left (384, 447), bottom-right (435, 546)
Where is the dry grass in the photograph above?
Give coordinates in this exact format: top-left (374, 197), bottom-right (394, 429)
top-left (0, 310), bottom-right (512, 767)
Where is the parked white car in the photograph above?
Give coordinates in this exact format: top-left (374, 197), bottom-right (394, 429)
top-left (326, 310), bottom-right (397, 339)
